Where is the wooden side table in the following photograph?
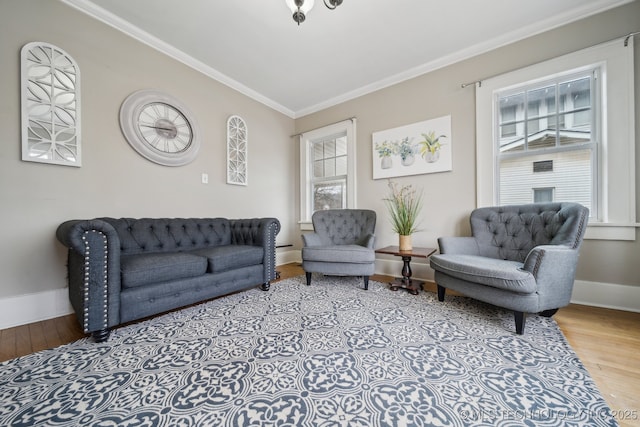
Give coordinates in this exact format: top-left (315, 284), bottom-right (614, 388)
top-left (375, 246), bottom-right (437, 295)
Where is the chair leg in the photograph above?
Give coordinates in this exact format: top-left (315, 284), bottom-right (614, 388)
top-left (363, 276), bottom-right (369, 290)
top-left (514, 311), bottom-right (526, 335)
top-left (305, 272), bottom-right (312, 286)
top-left (92, 328), bottom-right (110, 343)
top-left (260, 282), bottom-right (270, 291)
top-left (437, 284), bottom-right (446, 302)
top-left (539, 308), bottom-right (559, 317)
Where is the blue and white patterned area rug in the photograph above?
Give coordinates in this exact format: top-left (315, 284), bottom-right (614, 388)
top-left (0, 276), bottom-right (617, 426)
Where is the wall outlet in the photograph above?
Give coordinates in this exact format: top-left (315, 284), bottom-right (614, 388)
top-left (201, 173), bottom-right (208, 184)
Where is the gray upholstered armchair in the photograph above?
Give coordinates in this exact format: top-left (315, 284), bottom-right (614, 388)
top-left (430, 202), bottom-right (589, 334)
top-left (302, 209), bottom-right (376, 289)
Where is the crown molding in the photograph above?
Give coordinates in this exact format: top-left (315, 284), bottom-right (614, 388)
top-left (60, 0), bottom-right (633, 119)
top-left (294, 0), bottom-right (635, 117)
top-left (59, 0), bottom-right (296, 118)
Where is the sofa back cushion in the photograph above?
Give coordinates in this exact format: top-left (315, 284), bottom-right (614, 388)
top-left (470, 202), bottom-right (589, 262)
top-left (101, 218), bottom-right (232, 255)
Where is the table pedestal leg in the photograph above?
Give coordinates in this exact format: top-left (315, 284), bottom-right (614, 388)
top-left (389, 255), bottom-right (423, 295)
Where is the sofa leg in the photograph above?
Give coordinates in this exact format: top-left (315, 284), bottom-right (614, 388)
top-left (305, 272), bottom-right (312, 286)
top-left (363, 276), bottom-right (369, 290)
top-left (260, 282), bottom-right (270, 291)
top-left (514, 311), bottom-right (526, 335)
top-left (92, 328), bottom-right (110, 343)
top-left (437, 284), bottom-right (446, 302)
top-left (539, 308), bottom-right (559, 317)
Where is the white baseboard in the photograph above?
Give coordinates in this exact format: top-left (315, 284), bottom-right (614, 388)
top-left (375, 258), bottom-right (640, 313)
top-left (276, 250), bottom-right (300, 267)
top-left (0, 252), bottom-right (301, 330)
top-left (2, 255), bottom-right (637, 329)
top-left (571, 279), bottom-right (640, 313)
top-left (0, 288), bottom-right (74, 330)
top-left (276, 252), bottom-right (640, 312)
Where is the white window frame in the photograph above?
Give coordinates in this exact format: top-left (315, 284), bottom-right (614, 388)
top-left (495, 67), bottom-right (599, 217)
top-left (476, 38), bottom-right (636, 240)
top-left (299, 119), bottom-right (357, 230)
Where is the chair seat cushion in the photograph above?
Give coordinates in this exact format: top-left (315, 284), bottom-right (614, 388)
top-left (192, 245), bottom-right (264, 273)
top-left (430, 254), bottom-right (537, 293)
top-left (302, 245), bottom-right (375, 264)
top-left (121, 252), bottom-right (208, 289)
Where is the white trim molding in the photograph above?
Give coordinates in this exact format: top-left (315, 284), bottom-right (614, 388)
top-left (374, 258), bottom-right (640, 313)
top-left (571, 279), bottom-right (640, 313)
top-left (2, 258), bottom-right (637, 330)
top-left (59, 0), bottom-right (296, 118)
top-left (276, 250), bottom-right (300, 267)
top-left (0, 288), bottom-right (73, 330)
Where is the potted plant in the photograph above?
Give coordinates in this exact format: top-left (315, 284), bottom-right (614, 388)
top-left (375, 140), bottom-right (395, 169)
top-left (396, 137), bottom-right (416, 166)
top-left (383, 180), bottom-right (423, 251)
top-left (418, 131), bottom-right (446, 163)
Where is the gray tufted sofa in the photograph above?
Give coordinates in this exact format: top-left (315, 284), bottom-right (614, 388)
top-left (302, 209), bottom-right (376, 289)
top-left (430, 203), bottom-right (588, 334)
top-left (56, 217), bottom-right (280, 342)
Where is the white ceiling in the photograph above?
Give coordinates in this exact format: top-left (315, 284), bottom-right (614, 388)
top-left (62, 0), bottom-right (632, 118)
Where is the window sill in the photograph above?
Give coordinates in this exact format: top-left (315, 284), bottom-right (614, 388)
top-left (299, 221), bottom-right (314, 231)
top-left (585, 223), bottom-right (639, 241)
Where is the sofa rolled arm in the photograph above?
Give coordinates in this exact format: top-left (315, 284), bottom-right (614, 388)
top-left (438, 236), bottom-right (480, 255)
top-left (56, 219), bottom-right (122, 336)
top-left (230, 218), bottom-right (281, 283)
top-left (56, 219), bottom-right (119, 253)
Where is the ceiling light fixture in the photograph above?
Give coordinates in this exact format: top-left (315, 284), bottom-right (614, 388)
top-left (285, 0), bottom-right (343, 25)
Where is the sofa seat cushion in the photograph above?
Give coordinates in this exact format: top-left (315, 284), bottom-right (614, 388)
top-left (121, 252), bottom-right (208, 289)
top-left (430, 254), bottom-right (537, 293)
top-left (192, 245), bottom-right (264, 273)
top-left (302, 245), bottom-right (375, 264)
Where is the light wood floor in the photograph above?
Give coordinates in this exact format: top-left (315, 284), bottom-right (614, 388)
top-left (1, 263), bottom-right (639, 426)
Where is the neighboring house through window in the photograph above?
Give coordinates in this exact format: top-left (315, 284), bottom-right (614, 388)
top-left (299, 119), bottom-right (356, 229)
top-left (496, 69), bottom-right (597, 212)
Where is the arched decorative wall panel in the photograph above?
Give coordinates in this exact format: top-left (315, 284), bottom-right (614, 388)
top-left (227, 115), bottom-right (248, 185)
top-left (21, 42), bottom-right (81, 167)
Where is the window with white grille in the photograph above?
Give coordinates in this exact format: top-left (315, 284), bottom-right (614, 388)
top-left (476, 38), bottom-right (636, 240)
top-left (299, 119), bottom-right (356, 228)
top-left (496, 69), bottom-right (597, 213)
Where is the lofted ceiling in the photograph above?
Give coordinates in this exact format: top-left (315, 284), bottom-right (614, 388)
top-left (62, 0), bottom-right (632, 118)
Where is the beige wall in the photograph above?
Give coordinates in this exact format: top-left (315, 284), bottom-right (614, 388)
top-left (0, 0), bottom-right (638, 312)
top-left (0, 0), bottom-right (296, 300)
top-left (294, 1), bottom-right (640, 289)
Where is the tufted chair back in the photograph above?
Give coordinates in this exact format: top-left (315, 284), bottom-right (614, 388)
top-left (311, 209), bottom-right (377, 246)
top-left (470, 203), bottom-right (589, 263)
